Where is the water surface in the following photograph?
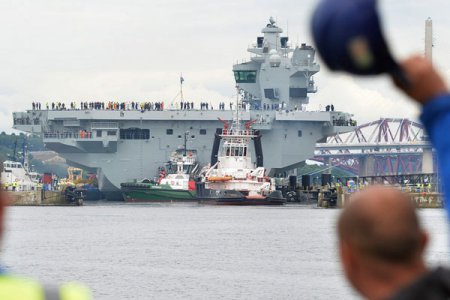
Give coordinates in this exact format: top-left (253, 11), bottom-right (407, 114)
top-left (2, 204), bottom-right (448, 299)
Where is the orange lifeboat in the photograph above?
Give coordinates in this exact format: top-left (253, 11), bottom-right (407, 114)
top-left (207, 176), bottom-right (233, 182)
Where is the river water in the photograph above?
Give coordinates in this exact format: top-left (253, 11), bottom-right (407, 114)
top-left (1, 203), bottom-right (449, 299)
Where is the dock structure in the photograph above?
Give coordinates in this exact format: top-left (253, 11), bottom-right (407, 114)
top-left (5, 189), bottom-right (84, 206)
top-left (276, 172), bottom-right (442, 209)
top-left (335, 190), bottom-right (442, 209)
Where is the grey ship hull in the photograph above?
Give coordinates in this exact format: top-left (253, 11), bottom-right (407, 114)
top-left (13, 109), bottom-right (352, 200)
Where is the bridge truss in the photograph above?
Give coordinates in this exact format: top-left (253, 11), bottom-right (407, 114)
top-left (314, 118), bottom-right (434, 176)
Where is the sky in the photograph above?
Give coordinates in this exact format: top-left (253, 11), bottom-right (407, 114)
top-left (1, 0), bottom-right (450, 133)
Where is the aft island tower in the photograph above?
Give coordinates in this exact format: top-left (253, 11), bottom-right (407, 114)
top-left (234, 17), bottom-right (318, 110)
top-left (13, 18), bottom-right (354, 200)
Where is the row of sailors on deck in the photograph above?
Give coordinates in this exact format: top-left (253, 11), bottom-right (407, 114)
top-left (262, 103), bottom-right (281, 110)
top-left (31, 101), bottom-right (168, 111)
top-left (30, 101), bottom-right (208, 111)
top-left (29, 101), bottom-right (173, 111)
top-left (332, 118), bottom-right (357, 126)
top-left (180, 101), bottom-right (195, 110)
top-left (28, 100), bottom-right (339, 115)
top-left (30, 101), bottom-right (246, 111)
top-left (178, 101), bottom-right (240, 110)
top-left (13, 116), bottom-right (40, 125)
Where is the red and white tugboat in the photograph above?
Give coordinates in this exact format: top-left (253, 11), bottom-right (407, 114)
top-left (197, 88), bottom-right (285, 206)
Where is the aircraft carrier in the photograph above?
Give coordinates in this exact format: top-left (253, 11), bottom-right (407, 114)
top-left (12, 18), bottom-right (354, 200)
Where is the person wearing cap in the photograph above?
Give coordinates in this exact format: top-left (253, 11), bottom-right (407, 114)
top-left (0, 189), bottom-right (92, 299)
top-left (311, 0), bottom-right (450, 299)
top-left (311, 0), bottom-right (450, 220)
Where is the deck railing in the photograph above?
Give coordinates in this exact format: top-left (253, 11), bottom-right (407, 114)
top-left (221, 129), bottom-right (255, 136)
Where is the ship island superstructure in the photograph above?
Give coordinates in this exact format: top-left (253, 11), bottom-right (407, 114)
top-left (12, 18), bottom-right (354, 200)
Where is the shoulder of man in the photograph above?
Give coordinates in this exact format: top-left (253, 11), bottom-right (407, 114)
top-left (389, 267), bottom-right (450, 300)
top-left (0, 275), bottom-right (91, 300)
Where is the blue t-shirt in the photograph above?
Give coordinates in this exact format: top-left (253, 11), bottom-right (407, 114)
top-left (420, 94), bottom-right (450, 219)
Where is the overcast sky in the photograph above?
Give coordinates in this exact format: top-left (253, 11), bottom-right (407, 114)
top-left (1, 0), bottom-right (449, 133)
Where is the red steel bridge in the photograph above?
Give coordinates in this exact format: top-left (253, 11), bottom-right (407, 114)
top-left (314, 118), bottom-right (434, 176)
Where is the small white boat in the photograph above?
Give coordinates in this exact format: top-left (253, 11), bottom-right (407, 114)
top-left (1, 160), bottom-right (39, 191)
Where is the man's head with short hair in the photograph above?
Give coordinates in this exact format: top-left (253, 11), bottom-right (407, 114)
top-left (338, 185), bottom-right (428, 299)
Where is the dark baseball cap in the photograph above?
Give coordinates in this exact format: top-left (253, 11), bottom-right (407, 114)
top-left (311, 0), bottom-right (398, 75)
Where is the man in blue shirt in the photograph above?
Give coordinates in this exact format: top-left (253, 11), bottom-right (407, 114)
top-left (395, 55), bottom-right (450, 218)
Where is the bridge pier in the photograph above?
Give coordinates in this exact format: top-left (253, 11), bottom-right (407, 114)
top-left (359, 155), bottom-right (375, 177)
top-left (422, 149), bottom-right (434, 174)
